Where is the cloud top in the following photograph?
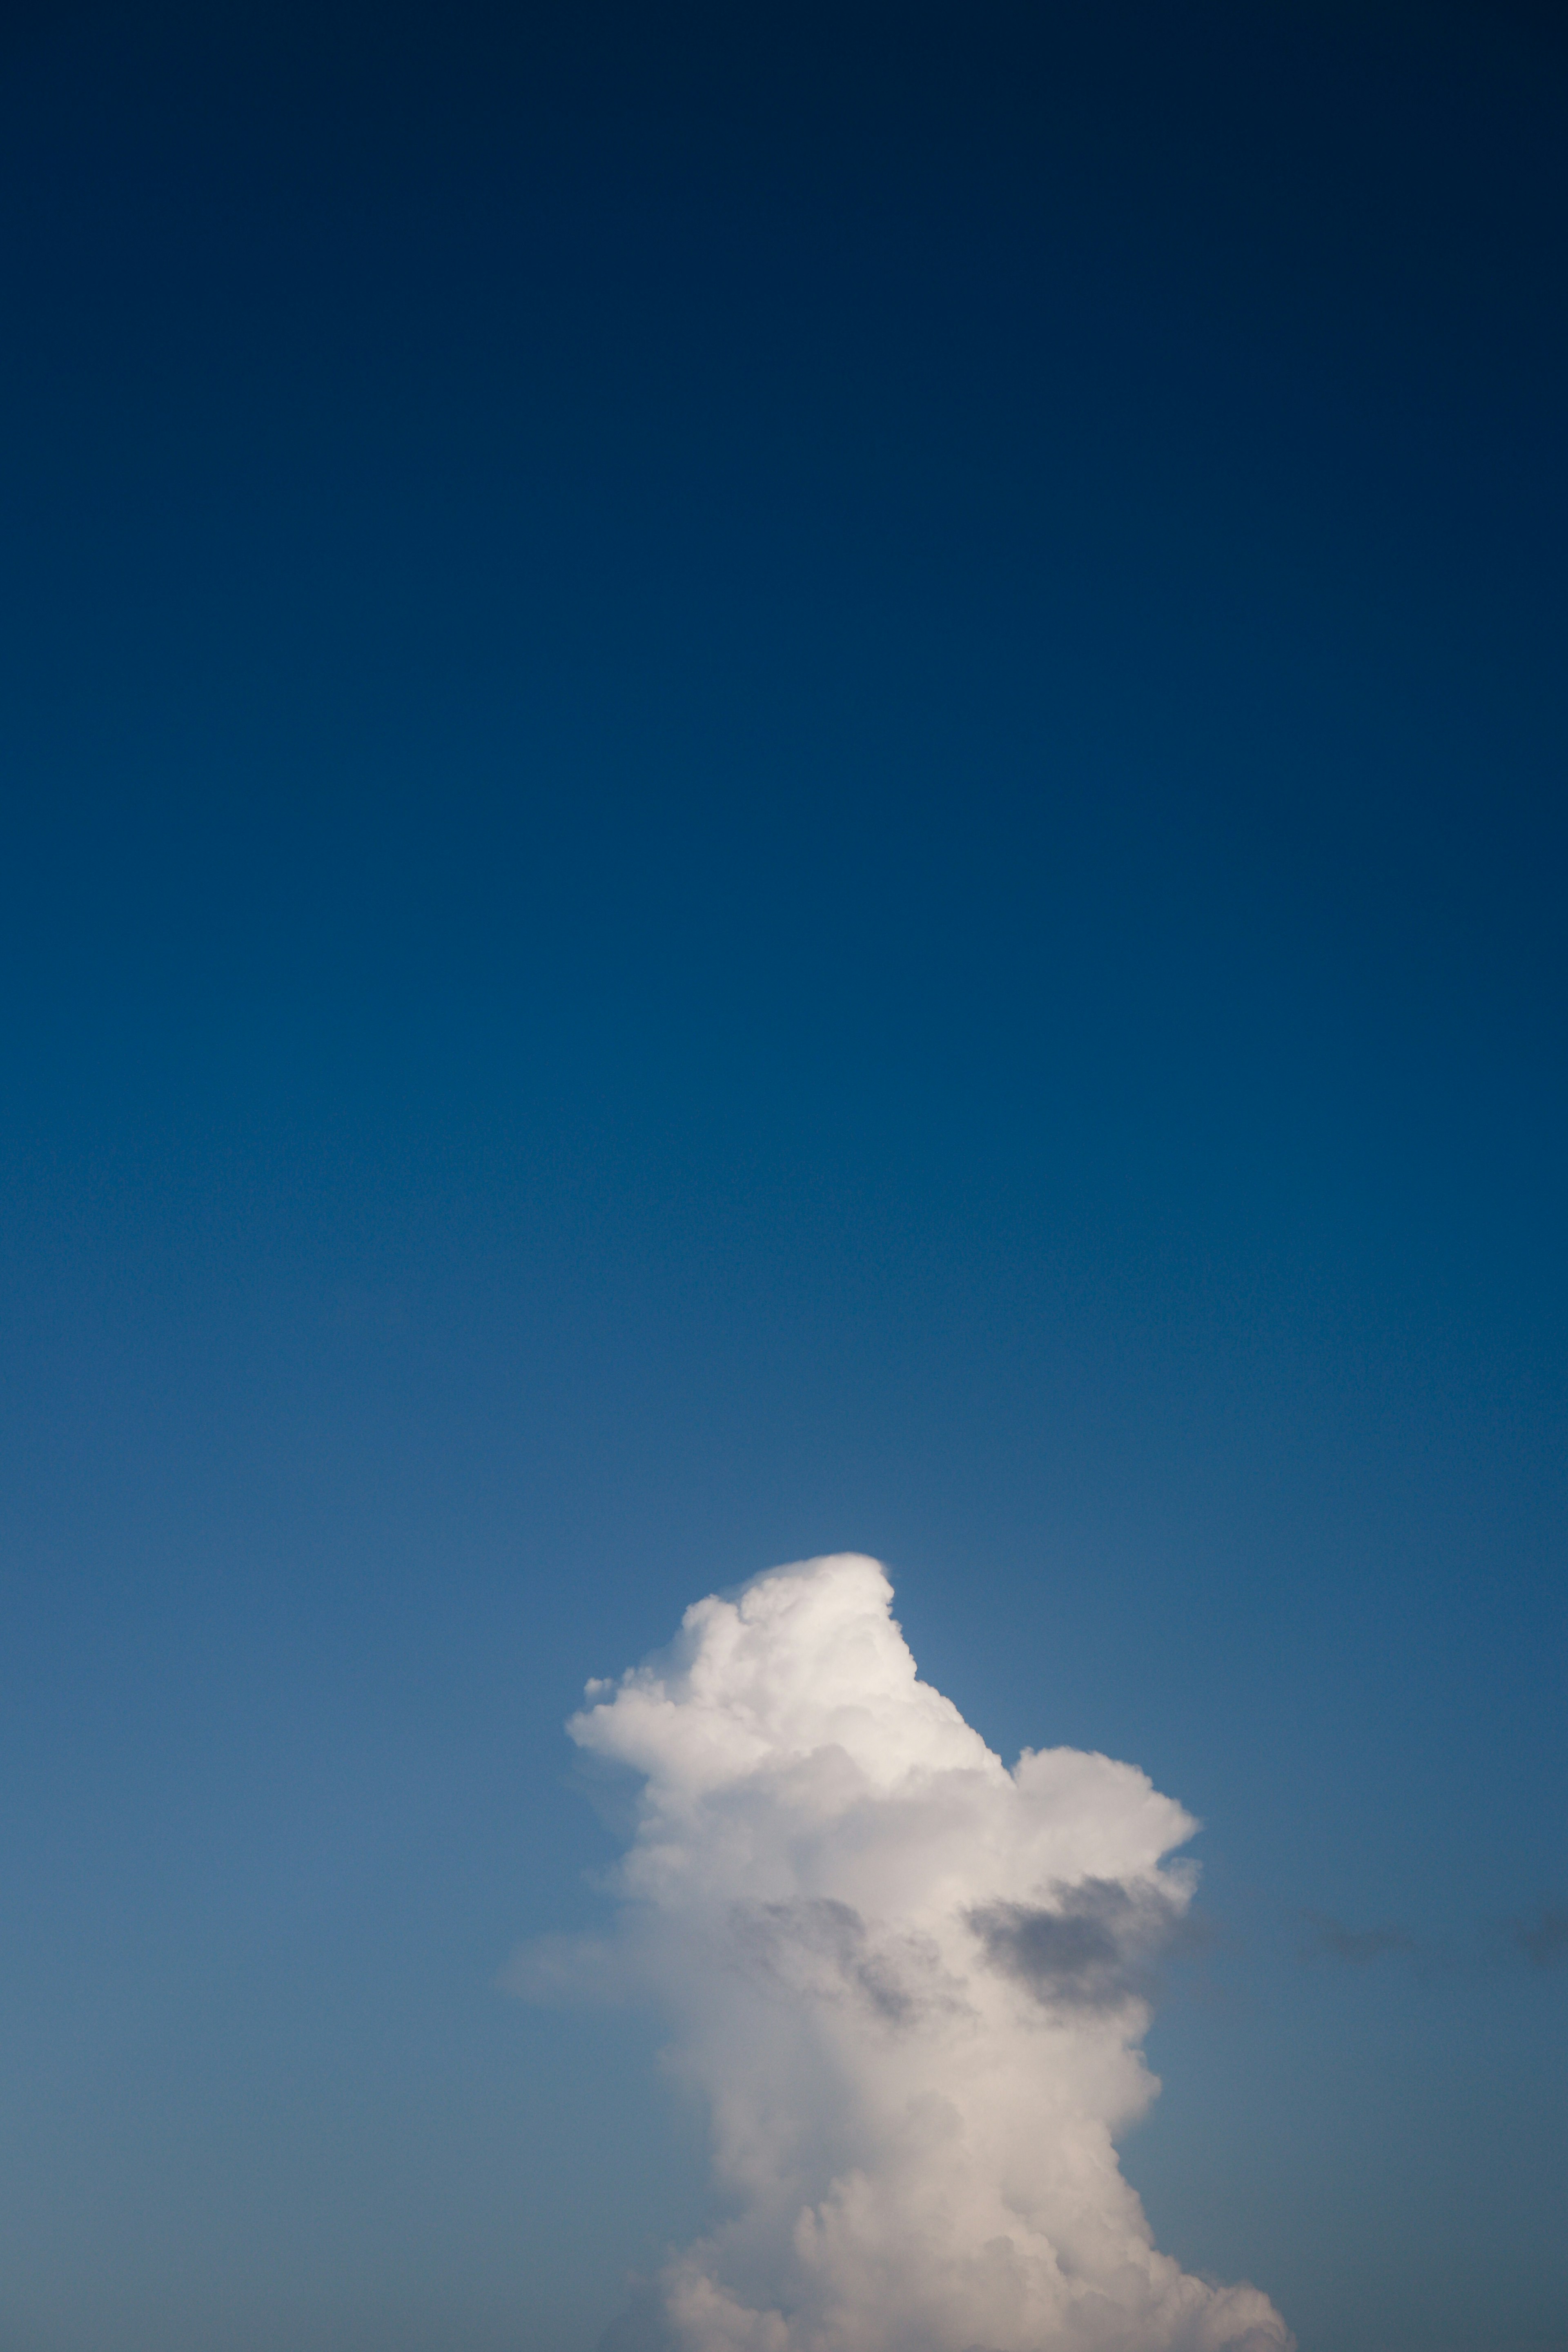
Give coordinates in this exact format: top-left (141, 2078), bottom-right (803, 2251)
top-left (548, 1553), bottom-right (1292, 2352)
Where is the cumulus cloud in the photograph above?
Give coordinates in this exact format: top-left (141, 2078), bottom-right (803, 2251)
top-left (519, 1553), bottom-right (1292, 2352)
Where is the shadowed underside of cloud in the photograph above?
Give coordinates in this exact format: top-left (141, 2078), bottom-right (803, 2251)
top-left (516, 1554), bottom-right (1293, 2352)
top-left (967, 1879), bottom-right (1197, 2013)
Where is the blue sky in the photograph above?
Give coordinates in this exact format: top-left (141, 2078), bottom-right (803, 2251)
top-left (1, 5), bottom-right (1565, 2350)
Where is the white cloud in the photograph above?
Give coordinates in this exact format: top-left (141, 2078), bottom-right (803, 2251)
top-left (521, 1553), bottom-right (1291, 2352)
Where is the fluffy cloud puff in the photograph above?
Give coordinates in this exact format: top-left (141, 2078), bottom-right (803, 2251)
top-left (528, 1554), bottom-right (1291, 2352)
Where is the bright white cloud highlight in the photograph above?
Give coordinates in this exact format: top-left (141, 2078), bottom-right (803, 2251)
top-left (523, 1553), bottom-right (1291, 2352)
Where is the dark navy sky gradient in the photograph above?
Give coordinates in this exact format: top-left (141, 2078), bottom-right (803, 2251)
top-left (2, 7), bottom-right (1565, 2350)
